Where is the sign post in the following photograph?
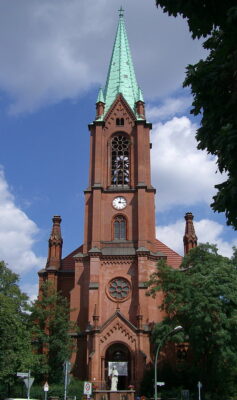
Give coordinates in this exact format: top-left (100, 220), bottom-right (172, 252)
top-left (17, 371), bottom-right (34, 400)
top-left (44, 381), bottom-right (49, 400)
top-left (23, 371), bottom-right (34, 400)
top-left (64, 361), bottom-right (72, 400)
top-left (197, 381), bottom-right (202, 400)
top-left (83, 382), bottom-right (92, 398)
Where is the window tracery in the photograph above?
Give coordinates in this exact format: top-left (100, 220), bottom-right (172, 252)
top-left (114, 215), bottom-right (126, 240)
top-left (111, 135), bottom-right (130, 185)
top-left (108, 277), bottom-right (130, 300)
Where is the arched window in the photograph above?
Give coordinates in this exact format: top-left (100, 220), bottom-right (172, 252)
top-left (114, 215), bottom-right (126, 240)
top-left (111, 135), bottom-right (130, 185)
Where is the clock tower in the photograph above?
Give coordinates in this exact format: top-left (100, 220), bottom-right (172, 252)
top-left (39, 8), bottom-right (185, 390)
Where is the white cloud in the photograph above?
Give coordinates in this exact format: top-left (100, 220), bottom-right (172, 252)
top-left (0, 0), bottom-right (205, 114)
top-left (151, 116), bottom-right (225, 211)
top-left (156, 219), bottom-right (237, 258)
top-left (147, 96), bottom-right (192, 121)
top-left (21, 283), bottom-right (39, 303)
top-left (0, 167), bottom-right (45, 273)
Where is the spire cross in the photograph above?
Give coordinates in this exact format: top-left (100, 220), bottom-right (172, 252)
top-left (118, 6), bottom-right (124, 17)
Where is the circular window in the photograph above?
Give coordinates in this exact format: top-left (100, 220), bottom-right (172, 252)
top-left (107, 277), bottom-right (130, 301)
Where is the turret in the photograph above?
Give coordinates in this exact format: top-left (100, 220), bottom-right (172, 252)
top-left (183, 212), bottom-right (197, 254)
top-left (136, 87), bottom-right (145, 119)
top-left (96, 88), bottom-right (105, 119)
top-left (46, 215), bottom-right (63, 270)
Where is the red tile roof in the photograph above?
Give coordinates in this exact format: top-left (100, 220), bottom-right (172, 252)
top-left (61, 245), bottom-right (83, 270)
top-left (153, 239), bottom-right (182, 269)
top-left (60, 241), bottom-right (182, 271)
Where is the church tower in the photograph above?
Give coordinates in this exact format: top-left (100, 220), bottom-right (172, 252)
top-left (39, 9), bottom-right (183, 390)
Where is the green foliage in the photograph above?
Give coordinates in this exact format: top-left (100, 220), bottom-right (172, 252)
top-left (147, 244), bottom-right (237, 398)
top-left (29, 378), bottom-right (84, 400)
top-left (30, 282), bottom-right (77, 384)
top-left (155, 0), bottom-right (237, 229)
top-left (140, 367), bottom-right (154, 397)
top-left (0, 379), bottom-right (84, 400)
top-left (0, 261), bottom-right (34, 386)
top-left (0, 382), bottom-right (25, 399)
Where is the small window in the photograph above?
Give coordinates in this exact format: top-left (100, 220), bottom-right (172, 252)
top-left (116, 118), bottom-right (124, 126)
top-left (114, 215), bottom-right (126, 240)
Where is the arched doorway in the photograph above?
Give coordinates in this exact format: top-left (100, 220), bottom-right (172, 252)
top-left (104, 343), bottom-right (131, 390)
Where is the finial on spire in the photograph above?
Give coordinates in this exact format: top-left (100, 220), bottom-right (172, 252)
top-left (118, 6), bottom-right (124, 17)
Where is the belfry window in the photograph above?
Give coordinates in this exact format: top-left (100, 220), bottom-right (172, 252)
top-left (114, 215), bottom-right (126, 240)
top-left (111, 135), bottom-right (130, 185)
top-left (116, 118), bottom-right (124, 126)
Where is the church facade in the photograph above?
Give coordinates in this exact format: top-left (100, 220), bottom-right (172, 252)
top-left (38, 9), bottom-right (197, 390)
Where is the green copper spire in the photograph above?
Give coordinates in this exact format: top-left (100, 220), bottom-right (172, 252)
top-left (103, 8), bottom-right (142, 117)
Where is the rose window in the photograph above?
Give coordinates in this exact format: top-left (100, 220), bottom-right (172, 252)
top-left (108, 278), bottom-right (130, 301)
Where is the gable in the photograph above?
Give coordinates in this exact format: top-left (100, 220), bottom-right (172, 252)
top-left (99, 312), bottom-right (137, 345)
top-left (104, 94), bottom-right (135, 131)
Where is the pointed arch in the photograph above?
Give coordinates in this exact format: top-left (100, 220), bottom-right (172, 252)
top-left (111, 134), bottom-right (130, 186)
top-left (113, 214), bottom-right (127, 240)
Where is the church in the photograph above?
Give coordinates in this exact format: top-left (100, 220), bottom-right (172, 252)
top-left (38, 9), bottom-right (197, 390)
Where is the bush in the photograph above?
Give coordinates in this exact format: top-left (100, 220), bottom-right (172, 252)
top-left (30, 379), bottom-right (83, 400)
top-left (0, 378), bottom-right (83, 400)
top-left (0, 382), bottom-right (25, 400)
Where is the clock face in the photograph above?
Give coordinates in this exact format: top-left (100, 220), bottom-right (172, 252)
top-left (112, 196), bottom-right (127, 210)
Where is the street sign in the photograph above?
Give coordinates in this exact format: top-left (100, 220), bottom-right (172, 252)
top-left (83, 382), bottom-right (92, 395)
top-left (44, 382), bottom-right (49, 392)
top-left (17, 372), bottom-right (29, 378)
top-left (157, 382), bottom-right (165, 386)
top-left (23, 377), bottom-right (34, 389)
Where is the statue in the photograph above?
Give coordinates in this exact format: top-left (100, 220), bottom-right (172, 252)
top-left (110, 365), bottom-right (119, 391)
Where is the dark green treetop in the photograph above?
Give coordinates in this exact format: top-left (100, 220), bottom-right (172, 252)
top-left (30, 281), bottom-right (77, 383)
top-left (155, 0), bottom-right (237, 229)
top-left (147, 244), bottom-right (237, 397)
top-left (0, 261), bottom-right (33, 385)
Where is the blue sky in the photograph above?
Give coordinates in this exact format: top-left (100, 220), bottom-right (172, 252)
top-left (0, 0), bottom-right (236, 300)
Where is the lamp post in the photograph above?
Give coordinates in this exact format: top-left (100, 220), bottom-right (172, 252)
top-left (154, 326), bottom-right (183, 400)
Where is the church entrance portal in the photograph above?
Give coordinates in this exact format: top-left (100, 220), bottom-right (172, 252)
top-left (104, 343), bottom-right (131, 390)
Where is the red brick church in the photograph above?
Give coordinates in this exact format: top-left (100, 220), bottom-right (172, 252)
top-left (38, 9), bottom-right (197, 390)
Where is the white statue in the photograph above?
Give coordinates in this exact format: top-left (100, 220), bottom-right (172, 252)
top-left (110, 365), bottom-right (119, 391)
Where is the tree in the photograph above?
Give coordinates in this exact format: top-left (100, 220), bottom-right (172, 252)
top-left (0, 261), bottom-right (33, 386)
top-left (30, 281), bottom-right (76, 383)
top-left (147, 244), bottom-right (237, 398)
top-left (155, 0), bottom-right (237, 229)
